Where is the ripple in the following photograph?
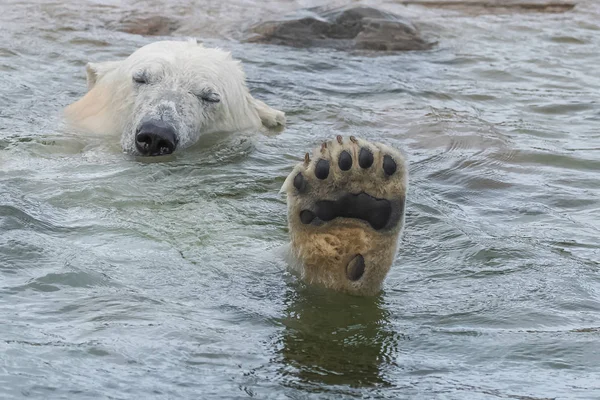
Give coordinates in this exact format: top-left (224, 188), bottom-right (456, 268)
top-left (1, 0), bottom-right (600, 398)
top-left (528, 102), bottom-right (597, 114)
top-left (7, 271), bottom-right (117, 293)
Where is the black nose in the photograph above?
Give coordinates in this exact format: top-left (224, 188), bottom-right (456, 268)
top-left (135, 120), bottom-right (178, 156)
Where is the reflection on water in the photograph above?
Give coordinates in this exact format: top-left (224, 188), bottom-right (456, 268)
top-left (277, 284), bottom-right (403, 389)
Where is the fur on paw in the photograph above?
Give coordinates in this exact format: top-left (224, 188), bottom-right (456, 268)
top-left (282, 135), bottom-right (408, 296)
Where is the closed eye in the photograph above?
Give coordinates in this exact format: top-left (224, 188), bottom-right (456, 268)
top-left (196, 91), bottom-right (220, 104)
top-left (132, 71), bottom-right (149, 85)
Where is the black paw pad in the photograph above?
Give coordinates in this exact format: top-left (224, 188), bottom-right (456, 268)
top-left (346, 254), bottom-right (365, 281)
top-left (315, 159), bottom-right (330, 180)
top-left (338, 150), bottom-right (352, 171)
top-left (314, 201), bottom-right (336, 222)
top-left (293, 172), bottom-right (306, 192)
top-left (300, 210), bottom-right (316, 224)
top-left (358, 148), bottom-right (374, 169)
top-left (314, 193), bottom-right (392, 230)
top-left (383, 155), bottom-right (397, 176)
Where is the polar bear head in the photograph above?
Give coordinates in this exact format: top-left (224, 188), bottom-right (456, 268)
top-left (65, 39), bottom-right (285, 156)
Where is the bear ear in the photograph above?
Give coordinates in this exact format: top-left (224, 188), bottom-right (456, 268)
top-left (185, 37), bottom-right (204, 47)
top-left (85, 60), bottom-right (123, 90)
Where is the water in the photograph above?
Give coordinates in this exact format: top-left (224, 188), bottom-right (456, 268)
top-left (1, 1), bottom-right (599, 399)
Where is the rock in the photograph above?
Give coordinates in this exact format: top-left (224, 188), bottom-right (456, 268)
top-left (109, 15), bottom-right (180, 36)
top-left (399, 0), bottom-right (575, 14)
top-left (246, 6), bottom-right (433, 52)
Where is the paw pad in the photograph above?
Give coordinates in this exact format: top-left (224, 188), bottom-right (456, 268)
top-left (301, 193), bottom-right (394, 230)
top-left (338, 150), bottom-right (352, 171)
top-left (300, 210), bottom-right (316, 224)
top-left (293, 172), bottom-right (306, 192)
top-left (358, 148), bottom-right (374, 169)
top-left (383, 155), bottom-right (397, 176)
top-left (346, 254), bottom-right (365, 281)
top-left (315, 159), bottom-right (330, 180)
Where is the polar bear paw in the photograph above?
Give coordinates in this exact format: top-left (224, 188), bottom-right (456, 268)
top-left (282, 136), bottom-right (408, 296)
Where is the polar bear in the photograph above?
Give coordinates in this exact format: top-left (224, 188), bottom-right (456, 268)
top-left (65, 39), bottom-right (285, 156)
top-left (282, 135), bottom-right (408, 296)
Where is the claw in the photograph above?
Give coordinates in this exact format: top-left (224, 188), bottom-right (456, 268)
top-left (304, 152), bottom-right (310, 165)
top-left (336, 135), bottom-right (343, 144)
top-left (349, 136), bottom-right (358, 144)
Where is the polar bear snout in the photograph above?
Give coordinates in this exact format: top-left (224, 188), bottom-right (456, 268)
top-left (135, 119), bottom-right (178, 156)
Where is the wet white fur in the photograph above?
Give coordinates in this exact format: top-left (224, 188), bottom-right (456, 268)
top-left (65, 39), bottom-right (285, 154)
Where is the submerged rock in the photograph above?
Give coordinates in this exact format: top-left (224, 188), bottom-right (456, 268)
top-left (109, 15), bottom-right (180, 36)
top-left (247, 6), bottom-right (433, 52)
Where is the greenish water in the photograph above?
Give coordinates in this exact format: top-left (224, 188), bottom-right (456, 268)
top-left (1, 1), bottom-right (599, 399)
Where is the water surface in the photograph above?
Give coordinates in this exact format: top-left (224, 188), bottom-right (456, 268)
top-left (1, 1), bottom-right (599, 399)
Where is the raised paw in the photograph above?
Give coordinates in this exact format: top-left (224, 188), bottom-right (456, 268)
top-left (281, 136), bottom-right (408, 296)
